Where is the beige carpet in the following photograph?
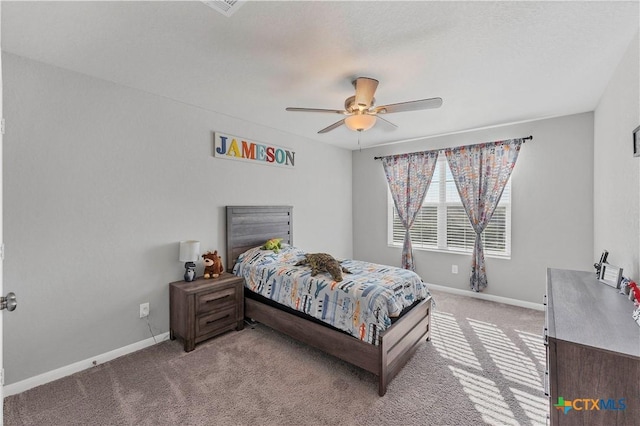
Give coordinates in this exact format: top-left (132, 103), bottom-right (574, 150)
top-left (4, 289), bottom-right (547, 425)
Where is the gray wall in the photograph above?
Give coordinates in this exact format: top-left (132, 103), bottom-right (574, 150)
top-left (594, 32), bottom-right (640, 281)
top-left (353, 113), bottom-right (595, 304)
top-left (5, 30), bottom-right (637, 387)
top-left (2, 53), bottom-right (353, 384)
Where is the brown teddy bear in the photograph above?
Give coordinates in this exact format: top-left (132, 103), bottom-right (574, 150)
top-left (202, 250), bottom-right (224, 278)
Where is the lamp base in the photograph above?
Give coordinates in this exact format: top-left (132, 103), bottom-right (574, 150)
top-left (184, 262), bottom-right (196, 282)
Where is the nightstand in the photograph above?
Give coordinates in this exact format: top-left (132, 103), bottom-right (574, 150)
top-left (169, 273), bottom-right (244, 352)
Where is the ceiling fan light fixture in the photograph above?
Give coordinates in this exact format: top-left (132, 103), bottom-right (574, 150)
top-left (344, 114), bottom-right (376, 132)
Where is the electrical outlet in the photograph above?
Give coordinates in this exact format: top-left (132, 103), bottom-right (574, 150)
top-left (140, 302), bottom-right (149, 318)
top-left (452, 265), bottom-right (458, 274)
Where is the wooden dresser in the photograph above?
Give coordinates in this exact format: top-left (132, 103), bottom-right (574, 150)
top-left (545, 268), bottom-right (640, 425)
top-left (169, 273), bottom-right (244, 352)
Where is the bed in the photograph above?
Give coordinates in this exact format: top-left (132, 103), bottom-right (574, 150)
top-left (226, 205), bottom-right (432, 396)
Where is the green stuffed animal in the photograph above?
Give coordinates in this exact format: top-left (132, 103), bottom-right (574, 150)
top-left (262, 238), bottom-right (283, 253)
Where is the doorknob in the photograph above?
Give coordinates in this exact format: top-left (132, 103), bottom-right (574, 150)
top-left (0, 292), bottom-right (17, 311)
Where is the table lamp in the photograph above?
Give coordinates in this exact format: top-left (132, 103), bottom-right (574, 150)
top-left (179, 240), bottom-right (200, 282)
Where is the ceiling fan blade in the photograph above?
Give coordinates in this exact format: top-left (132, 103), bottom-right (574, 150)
top-left (318, 119), bottom-right (345, 134)
top-left (353, 77), bottom-right (379, 109)
top-left (374, 97), bottom-right (443, 114)
top-left (375, 115), bottom-right (398, 128)
top-left (286, 107), bottom-right (346, 114)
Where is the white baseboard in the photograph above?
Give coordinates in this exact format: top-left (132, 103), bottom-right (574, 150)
top-left (427, 283), bottom-right (545, 311)
top-left (3, 286), bottom-right (541, 397)
top-left (3, 332), bottom-right (170, 397)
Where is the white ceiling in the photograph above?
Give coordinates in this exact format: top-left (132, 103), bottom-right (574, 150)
top-left (2, 1), bottom-right (639, 150)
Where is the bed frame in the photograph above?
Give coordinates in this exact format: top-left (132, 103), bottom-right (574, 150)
top-left (226, 205), bottom-right (432, 396)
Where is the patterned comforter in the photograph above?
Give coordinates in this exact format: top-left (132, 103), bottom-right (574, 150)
top-left (233, 245), bottom-right (430, 345)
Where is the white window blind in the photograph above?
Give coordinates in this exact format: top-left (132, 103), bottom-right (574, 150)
top-left (389, 158), bottom-right (511, 257)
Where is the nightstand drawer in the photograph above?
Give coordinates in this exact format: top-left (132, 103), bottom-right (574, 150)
top-left (197, 306), bottom-right (237, 337)
top-left (197, 287), bottom-right (236, 314)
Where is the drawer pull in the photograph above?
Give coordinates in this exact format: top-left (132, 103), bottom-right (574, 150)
top-left (207, 314), bottom-right (230, 325)
top-left (544, 370), bottom-right (549, 397)
top-left (206, 295), bottom-right (230, 303)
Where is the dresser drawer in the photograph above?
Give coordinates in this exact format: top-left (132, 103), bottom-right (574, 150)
top-left (197, 306), bottom-right (237, 337)
top-left (197, 287), bottom-right (236, 314)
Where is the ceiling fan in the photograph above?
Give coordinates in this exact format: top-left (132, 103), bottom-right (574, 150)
top-left (286, 77), bottom-right (443, 134)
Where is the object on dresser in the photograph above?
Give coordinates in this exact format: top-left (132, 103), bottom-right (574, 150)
top-left (202, 250), bottom-right (224, 278)
top-left (631, 283), bottom-right (640, 327)
top-left (619, 277), bottom-right (633, 295)
top-left (629, 282), bottom-right (640, 302)
top-left (179, 240), bottom-right (200, 282)
top-left (593, 249), bottom-right (609, 278)
top-left (598, 262), bottom-right (622, 288)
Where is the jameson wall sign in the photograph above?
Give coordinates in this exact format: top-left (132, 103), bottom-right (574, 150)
top-left (213, 132), bottom-right (295, 168)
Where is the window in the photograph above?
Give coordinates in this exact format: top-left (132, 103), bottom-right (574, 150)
top-left (388, 157), bottom-right (511, 257)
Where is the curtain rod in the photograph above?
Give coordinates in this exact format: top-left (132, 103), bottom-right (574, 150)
top-left (373, 135), bottom-right (533, 160)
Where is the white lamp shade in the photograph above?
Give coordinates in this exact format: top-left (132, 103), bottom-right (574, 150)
top-left (344, 113), bottom-right (377, 132)
top-left (179, 240), bottom-right (200, 262)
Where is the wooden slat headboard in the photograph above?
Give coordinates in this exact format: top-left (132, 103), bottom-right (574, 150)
top-left (226, 206), bottom-right (293, 271)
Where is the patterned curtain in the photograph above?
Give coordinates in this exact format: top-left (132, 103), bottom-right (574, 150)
top-left (445, 139), bottom-right (523, 291)
top-left (382, 151), bottom-right (439, 271)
